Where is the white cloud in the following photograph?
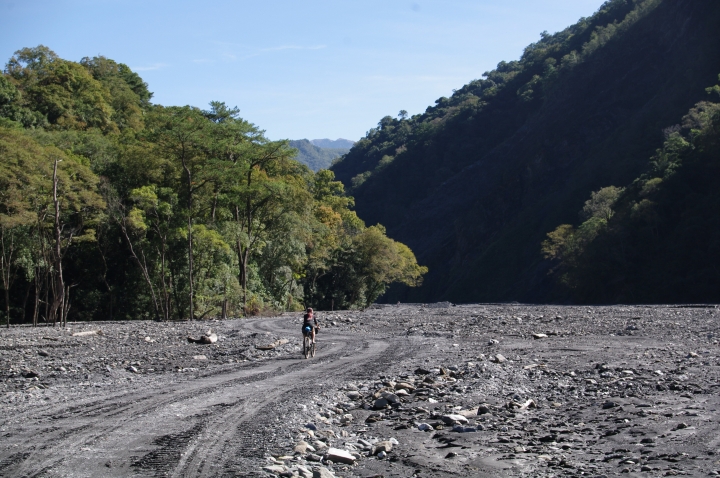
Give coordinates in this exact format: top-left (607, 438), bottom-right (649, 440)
top-left (131, 63), bottom-right (169, 71)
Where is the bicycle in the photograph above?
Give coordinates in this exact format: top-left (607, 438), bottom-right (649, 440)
top-left (302, 329), bottom-right (316, 359)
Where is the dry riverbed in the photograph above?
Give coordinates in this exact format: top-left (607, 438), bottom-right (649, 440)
top-left (1, 303), bottom-right (719, 477)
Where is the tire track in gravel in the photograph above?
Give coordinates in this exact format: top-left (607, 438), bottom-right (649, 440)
top-left (199, 334), bottom-right (423, 478)
top-left (0, 316), bottom-right (419, 478)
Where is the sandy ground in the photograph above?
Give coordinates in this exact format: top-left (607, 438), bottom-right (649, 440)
top-left (0, 303), bottom-right (719, 477)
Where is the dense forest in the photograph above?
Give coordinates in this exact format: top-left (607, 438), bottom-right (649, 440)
top-left (331, 0), bottom-right (720, 304)
top-left (0, 46), bottom-right (426, 325)
top-left (287, 139), bottom-right (350, 172)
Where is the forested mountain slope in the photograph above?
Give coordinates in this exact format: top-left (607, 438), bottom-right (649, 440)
top-left (288, 139), bottom-right (350, 171)
top-left (331, 0), bottom-right (720, 303)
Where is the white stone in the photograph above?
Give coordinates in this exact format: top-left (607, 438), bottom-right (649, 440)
top-left (441, 414), bottom-right (469, 424)
top-left (325, 448), bottom-right (355, 465)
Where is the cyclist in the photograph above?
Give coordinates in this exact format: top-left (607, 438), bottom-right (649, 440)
top-left (302, 307), bottom-right (319, 344)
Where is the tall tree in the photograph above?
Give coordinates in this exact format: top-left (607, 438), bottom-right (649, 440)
top-left (146, 106), bottom-right (211, 320)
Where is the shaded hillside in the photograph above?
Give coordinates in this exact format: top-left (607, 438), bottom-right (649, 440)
top-left (289, 139), bottom-right (350, 171)
top-left (331, 0), bottom-right (720, 303)
top-left (542, 93), bottom-right (720, 303)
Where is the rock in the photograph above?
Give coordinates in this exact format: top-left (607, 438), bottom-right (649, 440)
top-left (441, 414), bottom-right (469, 425)
top-left (193, 355), bottom-right (207, 360)
top-left (488, 339), bottom-right (499, 345)
top-left (377, 450), bottom-right (387, 459)
top-left (187, 333), bottom-right (217, 344)
top-left (21, 370), bottom-right (39, 379)
top-left (458, 407), bottom-right (479, 418)
top-left (325, 448), bottom-right (355, 465)
top-left (493, 354), bottom-right (507, 363)
top-left (305, 453), bottom-right (323, 462)
top-left (312, 467), bottom-right (335, 478)
top-left (72, 330), bottom-right (102, 337)
top-left (373, 397), bottom-right (389, 409)
top-left (263, 464), bottom-right (287, 474)
top-left (296, 465), bottom-right (313, 478)
top-left (477, 404), bottom-right (491, 415)
top-left (380, 391), bottom-right (400, 403)
top-left (532, 333), bottom-right (548, 339)
top-left (418, 423), bottom-right (433, 431)
top-left (395, 382), bottom-right (415, 391)
top-left (452, 425), bottom-right (477, 433)
top-left (340, 414), bottom-right (353, 424)
top-left (365, 413), bottom-right (383, 423)
top-left (602, 401), bottom-right (617, 409)
top-left (304, 423), bottom-right (318, 431)
top-left (294, 441), bottom-right (315, 454)
top-left (127, 365), bottom-right (139, 373)
top-left (37, 350), bottom-right (50, 357)
top-left (256, 338), bottom-right (289, 350)
top-left (346, 391), bottom-right (361, 400)
top-left (673, 422), bottom-right (688, 430)
top-left (414, 367), bottom-right (431, 375)
top-left (371, 440), bottom-right (393, 455)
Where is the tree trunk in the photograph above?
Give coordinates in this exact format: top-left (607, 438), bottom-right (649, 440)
top-left (3, 287), bottom-right (9, 329)
top-left (32, 272), bottom-right (40, 327)
top-left (21, 281), bottom-right (31, 324)
top-left (187, 214), bottom-right (194, 320)
top-left (183, 162), bottom-right (195, 321)
top-left (1, 227), bottom-right (14, 328)
top-left (50, 157), bottom-right (65, 327)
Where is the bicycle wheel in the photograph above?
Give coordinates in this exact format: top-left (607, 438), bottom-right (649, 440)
top-left (310, 340), bottom-right (316, 358)
top-left (303, 335), bottom-right (310, 359)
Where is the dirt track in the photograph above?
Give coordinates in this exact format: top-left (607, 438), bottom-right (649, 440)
top-left (1, 303), bottom-right (719, 477)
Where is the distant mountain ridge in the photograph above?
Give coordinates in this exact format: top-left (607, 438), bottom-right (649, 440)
top-left (311, 138), bottom-right (355, 149)
top-left (330, 0), bottom-right (720, 304)
top-left (289, 139), bottom-right (352, 171)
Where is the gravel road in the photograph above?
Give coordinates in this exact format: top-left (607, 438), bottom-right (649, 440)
top-left (1, 303), bottom-right (719, 477)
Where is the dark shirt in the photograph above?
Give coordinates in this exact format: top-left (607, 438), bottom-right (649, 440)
top-left (303, 313), bottom-right (317, 326)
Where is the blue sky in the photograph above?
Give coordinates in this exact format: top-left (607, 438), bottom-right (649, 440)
top-left (0, 0), bottom-right (606, 141)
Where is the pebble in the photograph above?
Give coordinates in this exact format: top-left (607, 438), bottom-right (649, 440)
top-left (371, 441), bottom-right (393, 455)
top-left (294, 441), bottom-right (314, 454)
top-left (312, 466), bottom-right (335, 478)
top-left (263, 464), bottom-right (287, 473)
top-left (493, 354), bottom-right (507, 363)
top-left (452, 425), bottom-right (476, 433)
